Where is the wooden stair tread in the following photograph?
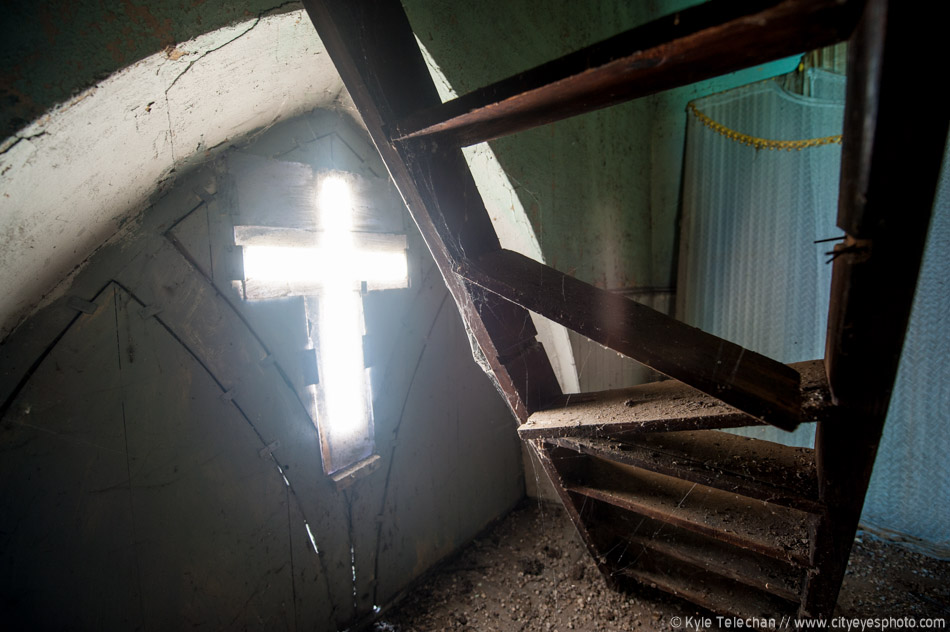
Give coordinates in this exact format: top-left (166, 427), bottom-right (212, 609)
top-left (520, 360), bottom-right (833, 439)
top-left (566, 458), bottom-right (813, 566)
top-left (551, 429), bottom-right (819, 512)
top-left (590, 507), bottom-right (803, 603)
top-left (617, 551), bottom-right (799, 622)
top-left (301, 0), bottom-right (934, 620)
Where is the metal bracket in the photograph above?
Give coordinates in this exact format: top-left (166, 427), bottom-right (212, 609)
top-left (139, 304), bottom-right (162, 320)
top-left (66, 296), bottom-right (99, 314)
top-left (192, 186), bottom-right (213, 205)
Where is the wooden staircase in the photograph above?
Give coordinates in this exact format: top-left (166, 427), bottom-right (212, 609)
top-left (300, 0), bottom-right (947, 619)
top-left (525, 361), bottom-right (829, 617)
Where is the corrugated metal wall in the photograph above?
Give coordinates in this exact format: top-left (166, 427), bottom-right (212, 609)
top-left (860, 140), bottom-right (949, 556)
top-left (679, 70), bottom-right (949, 553)
top-left (679, 69), bottom-right (846, 449)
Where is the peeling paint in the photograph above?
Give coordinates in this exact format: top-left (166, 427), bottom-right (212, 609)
top-left (1, 0), bottom-right (304, 138)
top-left (0, 10), bottom-right (344, 341)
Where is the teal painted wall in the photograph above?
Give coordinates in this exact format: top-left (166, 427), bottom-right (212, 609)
top-left (402, 0), bottom-right (798, 297)
top-left (402, 0), bottom-right (798, 389)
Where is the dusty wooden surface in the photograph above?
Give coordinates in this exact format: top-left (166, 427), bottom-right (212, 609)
top-left (593, 508), bottom-right (804, 602)
top-left (465, 249), bottom-right (804, 430)
top-left (613, 554), bottom-right (800, 620)
top-left (395, 0), bottom-right (861, 147)
top-left (521, 360), bottom-right (830, 439)
top-left (567, 458), bottom-right (812, 566)
top-left (552, 428), bottom-right (820, 512)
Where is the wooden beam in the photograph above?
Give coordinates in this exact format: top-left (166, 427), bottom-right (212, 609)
top-left (300, 0), bottom-right (562, 420)
top-left (529, 441), bottom-right (620, 589)
top-left (459, 249), bottom-right (802, 430)
top-left (613, 559), bottom-right (799, 621)
top-left (807, 0), bottom-right (948, 618)
top-left (394, 0), bottom-right (862, 147)
top-left (825, 0), bottom-right (948, 412)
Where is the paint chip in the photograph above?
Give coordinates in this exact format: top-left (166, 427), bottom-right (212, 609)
top-left (164, 45), bottom-right (188, 61)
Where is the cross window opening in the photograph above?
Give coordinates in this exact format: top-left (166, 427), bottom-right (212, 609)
top-left (236, 173), bottom-right (408, 476)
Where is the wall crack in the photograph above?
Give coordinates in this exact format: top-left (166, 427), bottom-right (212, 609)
top-left (0, 130), bottom-right (47, 158)
top-left (161, 1), bottom-right (299, 163)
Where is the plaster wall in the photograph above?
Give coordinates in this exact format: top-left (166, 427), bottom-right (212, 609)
top-left (0, 110), bottom-right (524, 629)
top-left (1, 1), bottom-right (307, 139)
top-left (0, 9), bottom-right (349, 342)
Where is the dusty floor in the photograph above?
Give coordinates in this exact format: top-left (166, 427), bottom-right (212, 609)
top-left (373, 501), bottom-right (950, 631)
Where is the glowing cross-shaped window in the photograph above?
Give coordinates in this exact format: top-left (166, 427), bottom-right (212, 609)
top-left (235, 174), bottom-right (408, 475)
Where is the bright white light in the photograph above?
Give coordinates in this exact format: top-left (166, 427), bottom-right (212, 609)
top-left (319, 176), bottom-right (353, 234)
top-left (314, 176), bottom-right (368, 439)
top-left (318, 288), bottom-right (368, 436)
top-left (242, 245), bottom-right (407, 287)
top-left (238, 174), bottom-right (407, 462)
top-left (243, 246), bottom-right (322, 283)
top-left (242, 176), bottom-right (407, 293)
top-left (304, 521), bottom-right (320, 555)
top-left (356, 251), bottom-right (408, 284)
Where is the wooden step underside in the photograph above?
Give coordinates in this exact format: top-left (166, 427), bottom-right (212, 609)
top-left (616, 552), bottom-right (799, 622)
top-left (587, 502), bottom-right (805, 603)
top-left (563, 457), bottom-right (814, 566)
top-left (550, 429), bottom-right (820, 512)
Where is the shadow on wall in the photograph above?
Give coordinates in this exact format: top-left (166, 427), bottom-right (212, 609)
top-left (0, 108), bottom-right (524, 630)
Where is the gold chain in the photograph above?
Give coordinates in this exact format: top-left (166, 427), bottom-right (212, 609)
top-left (687, 103), bottom-right (842, 151)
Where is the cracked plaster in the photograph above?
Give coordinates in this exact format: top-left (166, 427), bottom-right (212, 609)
top-left (0, 10), bottom-right (348, 340)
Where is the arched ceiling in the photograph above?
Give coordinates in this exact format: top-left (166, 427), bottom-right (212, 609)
top-left (0, 9), bottom-right (349, 339)
top-left (1, 1), bottom-right (305, 139)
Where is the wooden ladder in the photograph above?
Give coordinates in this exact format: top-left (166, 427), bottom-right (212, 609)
top-left (301, 0), bottom-right (947, 619)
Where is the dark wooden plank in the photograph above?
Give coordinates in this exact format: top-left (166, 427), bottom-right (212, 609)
top-left (812, 1), bottom-right (947, 616)
top-left (528, 441), bottom-right (620, 589)
top-left (551, 429), bottom-right (821, 513)
top-left (590, 507), bottom-right (804, 602)
top-left (826, 0), bottom-right (949, 411)
top-left (394, 0), bottom-right (861, 147)
top-left (615, 554), bottom-right (799, 621)
top-left (462, 249), bottom-right (802, 429)
top-left (301, 0), bottom-right (562, 420)
top-left (568, 457), bottom-right (813, 566)
top-left (521, 360), bottom-right (835, 440)
top-left (524, 379), bottom-right (768, 437)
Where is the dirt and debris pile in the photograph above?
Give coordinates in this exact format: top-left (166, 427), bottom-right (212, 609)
top-left (374, 502), bottom-right (949, 631)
